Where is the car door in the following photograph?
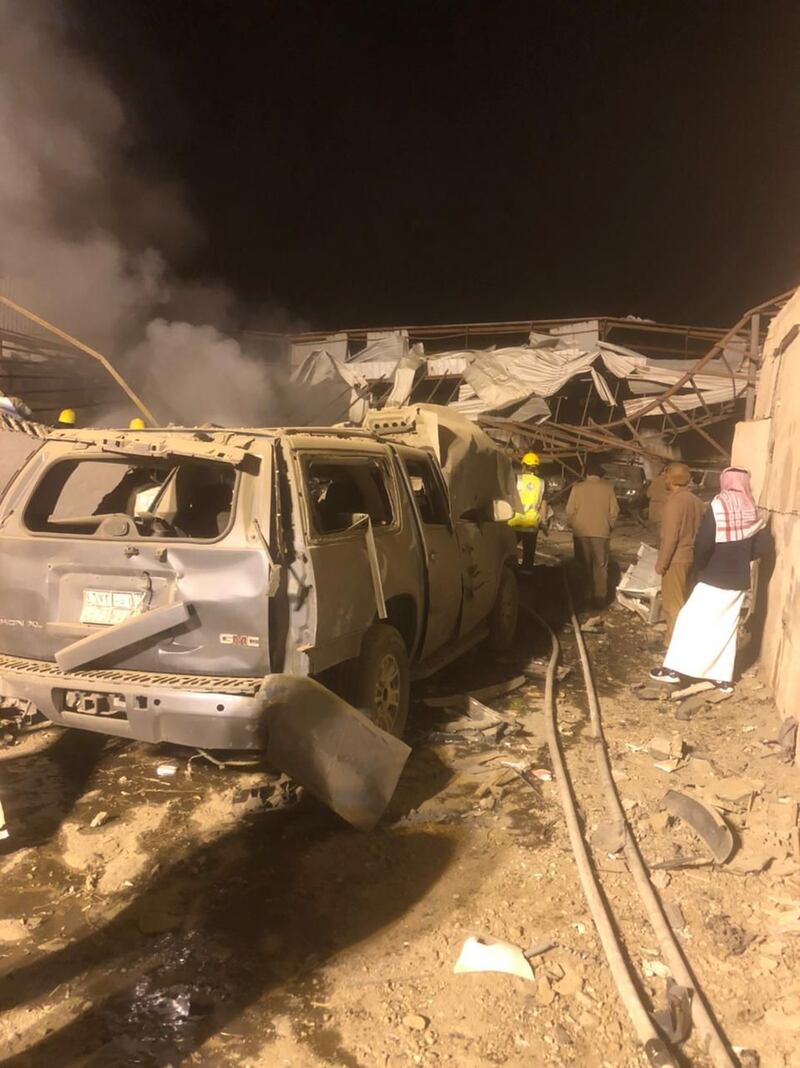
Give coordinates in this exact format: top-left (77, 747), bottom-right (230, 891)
top-left (288, 444), bottom-right (412, 672)
top-left (400, 453), bottom-right (462, 659)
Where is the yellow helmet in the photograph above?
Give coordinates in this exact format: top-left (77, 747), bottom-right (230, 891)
top-left (57, 408), bottom-right (76, 426)
top-left (522, 451), bottom-right (540, 468)
top-left (129, 417), bottom-right (146, 430)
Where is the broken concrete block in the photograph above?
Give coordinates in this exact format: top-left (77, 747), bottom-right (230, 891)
top-left (675, 693), bottom-right (709, 721)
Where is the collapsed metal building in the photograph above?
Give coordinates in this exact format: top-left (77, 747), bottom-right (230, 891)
top-left (253, 293), bottom-right (793, 473)
top-left (2, 289), bottom-right (794, 482)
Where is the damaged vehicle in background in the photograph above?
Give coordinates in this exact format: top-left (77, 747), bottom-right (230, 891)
top-left (0, 405), bottom-right (519, 828)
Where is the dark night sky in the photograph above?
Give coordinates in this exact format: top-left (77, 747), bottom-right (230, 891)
top-left (74, 1), bottom-right (800, 331)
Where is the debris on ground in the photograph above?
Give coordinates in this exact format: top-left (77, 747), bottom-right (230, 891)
top-left (670, 681), bottom-right (715, 701)
top-left (706, 689), bottom-right (734, 706)
top-left (591, 820), bottom-right (626, 854)
top-left (402, 1013), bottom-right (429, 1032)
top-left (616, 544), bottom-right (662, 623)
top-left (523, 658), bottom-right (572, 683)
top-left (0, 798), bottom-right (8, 840)
top-left (663, 789), bottom-right (734, 863)
top-left (777, 716), bottom-right (798, 764)
top-left (89, 810), bottom-right (113, 829)
top-left (653, 979), bottom-right (693, 1044)
top-left (580, 616), bottom-right (604, 633)
top-left (647, 734), bottom-right (684, 760)
top-left (675, 693), bottom-right (709, 721)
top-left (705, 913), bottom-right (755, 956)
top-left (635, 685), bottom-right (668, 701)
top-left (453, 936), bottom-right (535, 981)
top-left (156, 763), bottom-right (178, 778)
top-left (422, 676), bottom-right (527, 709)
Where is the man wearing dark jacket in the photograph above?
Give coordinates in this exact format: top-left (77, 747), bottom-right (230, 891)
top-left (656, 463), bottom-right (705, 643)
top-left (566, 458), bottom-right (620, 607)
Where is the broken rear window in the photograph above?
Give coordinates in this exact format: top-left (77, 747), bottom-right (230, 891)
top-left (24, 457), bottom-right (237, 539)
top-left (304, 456), bottom-right (394, 535)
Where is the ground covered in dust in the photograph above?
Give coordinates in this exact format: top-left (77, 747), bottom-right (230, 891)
top-left (1, 522), bottom-right (799, 1067)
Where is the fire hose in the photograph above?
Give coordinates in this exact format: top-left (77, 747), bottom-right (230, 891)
top-left (521, 593), bottom-right (738, 1068)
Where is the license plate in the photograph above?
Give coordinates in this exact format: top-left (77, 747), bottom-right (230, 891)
top-left (80, 589), bottom-right (145, 626)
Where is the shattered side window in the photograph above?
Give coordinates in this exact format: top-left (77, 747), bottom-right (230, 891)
top-left (304, 456), bottom-right (394, 536)
top-left (24, 457), bottom-right (237, 539)
top-left (403, 458), bottom-right (450, 526)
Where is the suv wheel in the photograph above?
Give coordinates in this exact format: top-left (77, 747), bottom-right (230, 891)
top-left (488, 565), bottom-right (519, 651)
top-left (352, 624), bottom-right (410, 738)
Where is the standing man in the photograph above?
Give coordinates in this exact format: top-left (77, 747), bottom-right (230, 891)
top-left (653, 462), bottom-right (705, 648)
top-left (646, 466), bottom-right (669, 527)
top-left (566, 458), bottom-right (619, 607)
top-left (508, 451), bottom-right (545, 571)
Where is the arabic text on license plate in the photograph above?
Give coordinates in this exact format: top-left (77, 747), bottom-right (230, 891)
top-left (80, 589), bottom-right (145, 626)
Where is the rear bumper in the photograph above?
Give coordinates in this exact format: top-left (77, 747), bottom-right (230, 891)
top-left (0, 654), bottom-right (318, 750)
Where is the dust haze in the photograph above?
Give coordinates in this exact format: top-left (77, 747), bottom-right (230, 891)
top-left (0, 0), bottom-right (292, 427)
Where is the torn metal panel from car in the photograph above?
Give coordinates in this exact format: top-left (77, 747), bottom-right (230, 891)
top-left (55, 601), bottom-right (192, 672)
top-left (260, 674), bottom-right (411, 831)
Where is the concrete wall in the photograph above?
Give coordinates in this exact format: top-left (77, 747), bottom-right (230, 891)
top-left (732, 287), bottom-right (800, 731)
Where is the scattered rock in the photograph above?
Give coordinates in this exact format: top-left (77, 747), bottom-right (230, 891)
top-left (675, 693), bottom-right (708, 721)
top-left (650, 811), bottom-right (671, 833)
top-left (726, 848), bottom-right (774, 875)
top-left (662, 898), bottom-right (686, 930)
top-left (737, 1050), bottom-right (759, 1068)
top-left (536, 975), bottom-right (556, 1006)
top-left (705, 913), bottom-right (754, 957)
top-left (637, 686), bottom-right (666, 701)
top-left (553, 1024), bottom-right (573, 1045)
top-left (713, 777), bottom-right (764, 804)
top-left (642, 958), bottom-right (670, 979)
top-left (402, 1014), bottom-right (429, 1032)
top-left (554, 964), bottom-right (582, 996)
top-left (591, 820), bottom-right (626, 854)
top-left (0, 918), bottom-right (31, 942)
top-left (89, 810), bottom-right (113, 829)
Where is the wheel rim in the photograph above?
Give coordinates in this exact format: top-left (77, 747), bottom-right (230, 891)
top-left (372, 653), bottom-right (401, 732)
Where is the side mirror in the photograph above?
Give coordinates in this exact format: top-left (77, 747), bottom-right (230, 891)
top-left (492, 499), bottom-right (514, 522)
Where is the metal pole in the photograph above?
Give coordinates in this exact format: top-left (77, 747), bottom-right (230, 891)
top-left (745, 313), bottom-right (761, 421)
top-left (0, 295), bottom-right (158, 425)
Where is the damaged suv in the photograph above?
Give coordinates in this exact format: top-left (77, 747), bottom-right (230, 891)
top-left (0, 405), bottom-right (519, 824)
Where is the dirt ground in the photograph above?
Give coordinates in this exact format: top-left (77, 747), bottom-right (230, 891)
top-left (1, 520), bottom-right (799, 1068)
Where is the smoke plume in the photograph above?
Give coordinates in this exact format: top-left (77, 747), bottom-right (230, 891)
top-left (0, 0), bottom-right (290, 426)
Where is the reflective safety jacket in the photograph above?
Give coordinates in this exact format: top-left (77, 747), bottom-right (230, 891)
top-left (508, 472), bottom-right (544, 530)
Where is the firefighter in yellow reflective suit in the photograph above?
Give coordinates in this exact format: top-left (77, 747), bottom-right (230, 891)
top-left (508, 452), bottom-right (545, 570)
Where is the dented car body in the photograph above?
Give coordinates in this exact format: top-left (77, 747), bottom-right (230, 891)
top-left (0, 405), bottom-right (518, 824)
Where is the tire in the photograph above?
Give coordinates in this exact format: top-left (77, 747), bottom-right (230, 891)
top-left (351, 624), bottom-right (410, 737)
top-left (487, 565), bottom-right (519, 651)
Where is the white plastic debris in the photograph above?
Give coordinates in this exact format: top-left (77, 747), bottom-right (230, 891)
top-left (156, 763), bottom-right (178, 778)
top-left (453, 936), bottom-right (534, 981)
